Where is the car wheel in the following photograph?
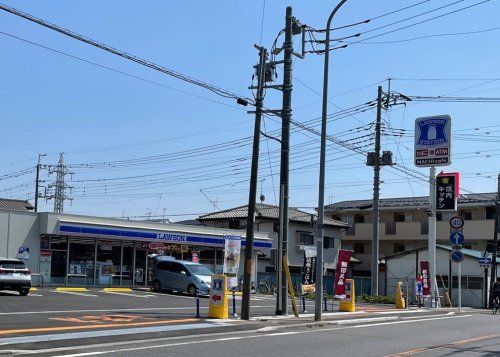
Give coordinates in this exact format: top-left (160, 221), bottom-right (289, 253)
top-left (19, 288), bottom-right (29, 296)
top-left (187, 284), bottom-right (198, 296)
top-left (152, 280), bottom-right (161, 292)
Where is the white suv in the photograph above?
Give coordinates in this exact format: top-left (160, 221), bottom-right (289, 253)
top-left (0, 258), bottom-right (31, 296)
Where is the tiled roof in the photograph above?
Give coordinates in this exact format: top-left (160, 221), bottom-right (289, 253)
top-left (198, 203), bottom-right (349, 228)
top-left (325, 192), bottom-right (496, 211)
top-left (0, 198), bottom-right (34, 212)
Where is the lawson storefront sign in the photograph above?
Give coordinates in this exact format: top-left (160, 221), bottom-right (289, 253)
top-left (58, 224), bottom-right (271, 249)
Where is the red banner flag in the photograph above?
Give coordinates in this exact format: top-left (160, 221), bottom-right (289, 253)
top-left (334, 249), bottom-right (352, 298)
top-left (420, 260), bottom-right (431, 297)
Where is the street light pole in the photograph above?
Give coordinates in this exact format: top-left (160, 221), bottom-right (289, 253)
top-left (315, 0), bottom-right (348, 322)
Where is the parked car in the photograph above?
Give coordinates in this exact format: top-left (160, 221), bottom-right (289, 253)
top-left (0, 258), bottom-right (31, 296)
top-left (151, 257), bottom-right (213, 296)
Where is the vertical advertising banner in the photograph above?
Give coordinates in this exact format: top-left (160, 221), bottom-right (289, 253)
top-left (223, 235), bottom-right (241, 288)
top-left (420, 260), bottom-right (431, 297)
top-left (436, 172), bottom-right (459, 211)
top-left (301, 247), bottom-right (317, 294)
top-left (334, 249), bottom-right (352, 298)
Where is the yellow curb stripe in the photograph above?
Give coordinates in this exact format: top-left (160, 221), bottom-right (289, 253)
top-left (56, 287), bottom-right (88, 292)
top-left (103, 288), bottom-right (132, 293)
top-left (29, 288), bottom-right (38, 291)
top-left (0, 318), bottom-right (198, 336)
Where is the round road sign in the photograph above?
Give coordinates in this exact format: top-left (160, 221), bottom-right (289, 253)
top-left (450, 231), bottom-right (465, 245)
top-left (450, 249), bottom-right (464, 263)
top-left (449, 216), bottom-right (464, 229)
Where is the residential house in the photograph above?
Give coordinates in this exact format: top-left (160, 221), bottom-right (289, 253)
top-left (198, 203), bottom-right (349, 274)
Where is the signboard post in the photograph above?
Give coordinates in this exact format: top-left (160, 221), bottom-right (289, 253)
top-left (414, 115), bottom-right (452, 167)
top-left (208, 274), bottom-right (228, 319)
top-left (436, 173), bottom-right (459, 211)
top-left (415, 115), bottom-right (452, 309)
top-left (449, 216), bottom-right (465, 311)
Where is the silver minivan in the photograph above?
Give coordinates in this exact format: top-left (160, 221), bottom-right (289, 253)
top-left (151, 257), bottom-right (213, 296)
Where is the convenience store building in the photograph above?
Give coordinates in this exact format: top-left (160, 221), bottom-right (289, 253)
top-left (0, 209), bottom-right (271, 286)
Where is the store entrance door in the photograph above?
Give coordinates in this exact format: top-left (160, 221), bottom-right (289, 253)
top-left (134, 249), bottom-right (147, 286)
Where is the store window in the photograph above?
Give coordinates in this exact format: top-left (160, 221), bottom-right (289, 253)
top-left (68, 238), bottom-right (95, 286)
top-left (96, 240), bottom-right (121, 285)
top-left (49, 236), bottom-right (68, 285)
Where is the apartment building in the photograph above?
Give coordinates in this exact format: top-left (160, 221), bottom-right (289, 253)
top-left (324, 192), bottom-right (498, 276)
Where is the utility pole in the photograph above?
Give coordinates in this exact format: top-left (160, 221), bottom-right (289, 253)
top-left (276, 5), bottom-right (293, 316)
top-left (241, 46), bottom-right (267, 320)
top-left (371, 86), bottom-right (383, 295)
top-left (34, 153), bottom-right (46, 212)
top-left (489, 174), bottom-right (500, 306)
top-left (365, 86), bottom-right (394, 295)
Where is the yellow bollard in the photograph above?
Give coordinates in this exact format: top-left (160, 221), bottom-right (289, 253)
top-left (339, 278), bottom-right (356, 312)
top-left (395, 281), bottom-right (406, 309)
top-left (208, 275), bottom-right (229, 319)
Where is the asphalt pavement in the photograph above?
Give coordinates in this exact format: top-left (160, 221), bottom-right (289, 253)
top-left (1, 288), bottom-right (496, 356)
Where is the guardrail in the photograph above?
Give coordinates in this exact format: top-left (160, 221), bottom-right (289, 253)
top-left (31, 273), bottom-right (44, 288)
top-left (108, 274), bottom-right (132, 288)
top-left (64, 274), bottom-right (89, 287)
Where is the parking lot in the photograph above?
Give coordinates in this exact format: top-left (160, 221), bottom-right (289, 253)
top-left (0, 288), bottom-right (282, 339)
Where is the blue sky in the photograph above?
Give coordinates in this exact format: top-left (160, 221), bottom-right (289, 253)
top-left (0, 0), bottom-right (499, 220)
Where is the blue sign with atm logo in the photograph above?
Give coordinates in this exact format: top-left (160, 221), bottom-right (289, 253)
top-left (414, 115), bottom-right (452, 167)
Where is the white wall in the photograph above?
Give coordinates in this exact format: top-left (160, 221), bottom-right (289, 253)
top-left (0, 210), bottom-right (40, 272)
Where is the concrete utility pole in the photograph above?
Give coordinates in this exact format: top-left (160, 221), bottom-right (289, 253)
top-left (315, 0), bottom-right (348, 322)
top-left (34, 153), bottom-right (46, 212)
top-left (370, 86), bottom-right (383, 296)
top-left (489, 174), bottom-right (500, 306)
top-left (276, 6), bottom-right (293, 316)
top-left (241, 46), bottom-right (267, 321)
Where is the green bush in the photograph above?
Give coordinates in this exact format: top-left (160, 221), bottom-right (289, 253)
top-left (359, 294), bottom-right (396, 304)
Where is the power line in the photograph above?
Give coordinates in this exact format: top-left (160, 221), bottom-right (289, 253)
top-left (0, 3), bottom-right (252, 105)
top-left (330, 0), bottom-right (493, 50)
top-left (339, 26), bottom-right (500, 45)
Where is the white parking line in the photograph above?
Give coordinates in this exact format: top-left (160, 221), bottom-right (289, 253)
top-left (53, 291), bottom-right (98, 297)
top-left (102, 291), bottom-right (155, 298)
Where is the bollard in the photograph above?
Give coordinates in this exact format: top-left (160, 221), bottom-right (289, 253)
top-left (232, 289), bottom-right (237, 318)
top-left (301, 295), bottom-right (307, 313)
top-left (323, 288), bottom-right (328, 312)
top-left (195, 288), bottom-right (201, 318)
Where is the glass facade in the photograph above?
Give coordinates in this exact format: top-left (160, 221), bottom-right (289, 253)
top-left (46, 236), bottom-right (225, 286)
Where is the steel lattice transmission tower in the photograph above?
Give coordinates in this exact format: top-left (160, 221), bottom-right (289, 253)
top-left (46, 153), bottom-right (73, 213)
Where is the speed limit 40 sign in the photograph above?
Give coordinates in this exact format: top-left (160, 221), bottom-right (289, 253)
top-left (449, 216), bottom-right (464, 229)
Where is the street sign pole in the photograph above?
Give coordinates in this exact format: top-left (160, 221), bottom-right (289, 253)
top-left (429, 166), bottom-right (439, 307)
top-left (458, 259), bottom-right (462, 311)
